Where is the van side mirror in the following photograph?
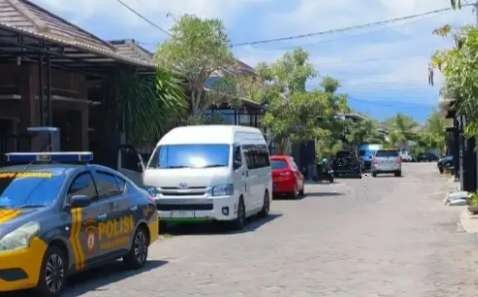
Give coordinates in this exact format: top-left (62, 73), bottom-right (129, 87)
top-left (70, 195), bottom-right (91, 209)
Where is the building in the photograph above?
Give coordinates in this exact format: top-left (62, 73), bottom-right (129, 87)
top-left (440, 95), bottom-right (472, 191)
top-left (0, 0), bottom-right (155, 166)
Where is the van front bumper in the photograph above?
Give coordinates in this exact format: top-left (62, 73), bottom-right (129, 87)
top-left (0, 237), bottom-right (47, 292)
top-left (156, 196), bottom-right (237, 221)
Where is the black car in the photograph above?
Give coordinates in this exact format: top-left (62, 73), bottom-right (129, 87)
top-left (333, 151), bottom-right (362, 178)
top-left (437, 155), bottom-right (454, 173)
top-left (416, 152), bottom-right (439, 162)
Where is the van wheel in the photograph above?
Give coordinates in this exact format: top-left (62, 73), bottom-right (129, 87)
top-left (232, 198), bottom-right (246, 230)
top-left (36, 246), bottom-right (67, 297)
top-left (124, 227), bottom-right (149, 269)
top-left (259, 192), bottom-right (270, 218)
top-left (395, 171), bottom-right (402, 177)
top-left (372, 172), bottom-right (377, 177)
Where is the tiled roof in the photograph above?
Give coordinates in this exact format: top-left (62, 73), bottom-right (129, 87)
top-left (0, 0), bottom-right (155, 68)
top-left (110, 39), bottom-right (155, 66)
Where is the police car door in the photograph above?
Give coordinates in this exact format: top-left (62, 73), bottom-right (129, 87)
top-left (93, 170), bottom-right (133, 256)
top-left (67, 171), bottom-right (106, 270)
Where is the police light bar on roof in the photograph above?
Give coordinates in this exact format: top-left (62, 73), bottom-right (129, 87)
top-left (5, 152), bottom-right (94, 164)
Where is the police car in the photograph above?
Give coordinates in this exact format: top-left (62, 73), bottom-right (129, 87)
top-left (0, 152), bottom-right (159, 296)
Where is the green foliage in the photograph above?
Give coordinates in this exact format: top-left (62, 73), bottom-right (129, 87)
top-left (470, 192), bottom-right (478, 207)
top-left (155, 15), bottom-right (233, 114)
top-left (421, 111), bottom-right (447, 153)
top-left (119, 68), bottom-right (187, 146)
top-left (345, 118), bottom-right (384, 147)
top-left (432, 26), bottom-right (478, 137)
top-left (321, 76), bottom-right (340, 94)
top-left (384, 113), bottom-right (418, 148)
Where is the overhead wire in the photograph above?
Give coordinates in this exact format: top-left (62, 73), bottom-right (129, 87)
top-left (115, 0), bottom-right (172, 37)
top-left (231, 4), bottom-right (474, 47)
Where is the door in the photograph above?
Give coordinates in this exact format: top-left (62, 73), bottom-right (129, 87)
top-left (232, 145), bottom-right (247, 209)
top-left (117, 145), bottom-right (145, 186)
top-left (67, 171), bottom-right (105, 270)
top-left (243, 145), bottom-right (263, 211)
top-left (92, 170), bottom-right (134, 257)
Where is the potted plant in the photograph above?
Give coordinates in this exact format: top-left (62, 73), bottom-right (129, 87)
top-left (468, 193), bottom-right (478, 214)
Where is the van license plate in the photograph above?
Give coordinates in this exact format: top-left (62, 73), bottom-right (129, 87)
top-left (171, 210), bottom-right (194, 218)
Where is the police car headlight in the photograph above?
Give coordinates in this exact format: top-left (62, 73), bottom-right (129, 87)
top-left (0, 221), bottom-right (40, 251)
top-left (211, 184), bottom-right (234, 196)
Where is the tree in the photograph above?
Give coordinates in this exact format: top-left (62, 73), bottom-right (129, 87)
top-left (155, 15), bottom-right (233, 115)
top-left (321, 76), bottom-right (340, 94)
top-left (414, 110), bottom-right (447, 155)
top-left (119, 68), bottom-right (187, 146)
top-left (432, 26), bottom-right (478, 137)
top-left (384, 113), bottom-right (418, 148)
top-left (263, 91), bottom-right (334, 153)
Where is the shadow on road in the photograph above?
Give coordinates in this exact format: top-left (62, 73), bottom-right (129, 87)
top-left (306, 192), bottom-right (344, 198)
top-left (0, 260), bottom-right (168, 297)
top-left (164, 214), bottom-right (282, 236)
top-left (64, 260), bottom-right (168, 296)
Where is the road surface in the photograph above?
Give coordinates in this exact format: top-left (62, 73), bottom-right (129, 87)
top-left (10, 163), bottom-right (478, 297)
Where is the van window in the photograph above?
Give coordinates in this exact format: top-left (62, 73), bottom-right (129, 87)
top-left (149, 144), bottom-right (230, 169)
top-left (233, 146), bottom-right (242, 169)
top-left (244, 145), bottom-right (270, 169)
top-left (375, 150), bottom-right (399, 157)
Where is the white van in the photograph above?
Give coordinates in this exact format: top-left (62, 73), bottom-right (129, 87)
top-left (119, 125), bottom-right (272, 229)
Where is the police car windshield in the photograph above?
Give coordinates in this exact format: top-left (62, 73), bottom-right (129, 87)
top-left (149, 144), bottom-right (230, 169)
top-left (0, 170), bottom-right (65, 209)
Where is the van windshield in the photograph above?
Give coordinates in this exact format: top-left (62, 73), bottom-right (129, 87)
top-left (149, 144), bottom-right (230, 169)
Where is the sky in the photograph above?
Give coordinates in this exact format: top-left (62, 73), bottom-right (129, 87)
top-left (32, 0), bottom-right (476, 123)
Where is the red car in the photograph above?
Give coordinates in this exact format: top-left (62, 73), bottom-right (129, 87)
top-left (271, 155), bottom-right (305, 199)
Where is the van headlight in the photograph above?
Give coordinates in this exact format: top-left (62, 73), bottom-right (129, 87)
top-left (211, 184), bottom-right (234, 196)
top-left (0, 221), bottom-right (40, 251)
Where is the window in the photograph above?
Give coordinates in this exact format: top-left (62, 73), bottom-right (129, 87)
top-left (375, 150), bottom-right (399, 157)
top-left (244, 145), bottom-right (270, 169)
top-left (233, 146), bottom-right (242, 169)
top-left (149, 144), bottom-right (230, 169)
top-left (271, 159), bottom-right (288, 170)
top-left (0, 169), bottom-right (66, 208)
top-left (68, 172), bottom-right (97, 201)
top-left (95, 171), bottom-right (123, 198)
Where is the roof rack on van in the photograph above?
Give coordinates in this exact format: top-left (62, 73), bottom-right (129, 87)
top-left (5, 152), bottom-right (93, 164)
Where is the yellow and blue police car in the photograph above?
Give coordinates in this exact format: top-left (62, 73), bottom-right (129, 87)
top-left (0, 152), bottom-right (159, 296)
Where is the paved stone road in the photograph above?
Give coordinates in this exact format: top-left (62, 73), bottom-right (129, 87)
top-left (8, 163), bottom-right (478, 297)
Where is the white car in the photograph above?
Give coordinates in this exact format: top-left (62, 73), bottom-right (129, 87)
top-left (119, 125), bottom-right (272, 230)
top-left (371, 149), bottom-right (402, 177)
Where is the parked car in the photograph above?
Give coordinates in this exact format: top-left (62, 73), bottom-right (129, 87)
top-left (271, 155), bottom-right (305, 199)
top-left (358, 144), bottom-right (382, 171)
top-left (416, 152), bottom-right (439, 162)
top-left (333, 151), bottom-right (362, 178)
top-left (316, 158), bottom-right (335, 183)
top-left (400, 150), bottom-right (413, 162)
top-left (119, 126), bottom-right (272, 230)
top-left (0, 152), bottom-right (158, 297)
top-left (372, 149), bottom-right (402, 177)
top-left (437, 155), bottom-right (454, 174)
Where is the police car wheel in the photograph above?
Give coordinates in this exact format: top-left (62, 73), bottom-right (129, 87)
top-left (37, 246), bottom-right (66, 297)
top-left (124, 227), bottom-right (149, 269)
